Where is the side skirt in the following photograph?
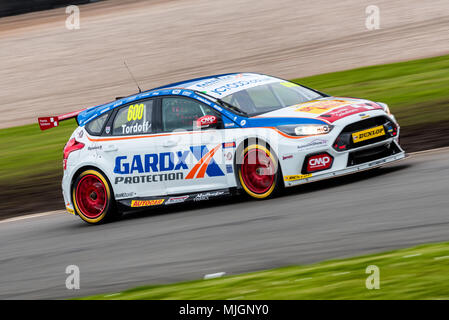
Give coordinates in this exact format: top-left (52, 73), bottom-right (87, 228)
top-left (117, 188), bottom-right (233, 209)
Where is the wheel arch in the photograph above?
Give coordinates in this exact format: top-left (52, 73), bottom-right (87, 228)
top-left (70, 165), bottom-right (115, 201)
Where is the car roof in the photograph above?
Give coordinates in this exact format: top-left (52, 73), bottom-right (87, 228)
top-left (151, 72), bottom-right (242, 90)
top-left (77, 72), bottom-right (279, 126)
top-left (163, 72), bottom-right (280, 95)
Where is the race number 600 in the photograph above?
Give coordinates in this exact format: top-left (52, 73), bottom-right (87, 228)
top-left (127, 104), bottom-right (144, 121)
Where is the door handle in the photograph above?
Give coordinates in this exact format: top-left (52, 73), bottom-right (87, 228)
top-left (163, 140), bottom-right (177, 148)
top-left (104, 145), bottom-right (118, 152)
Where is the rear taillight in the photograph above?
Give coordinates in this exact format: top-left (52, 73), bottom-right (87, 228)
top-left (63, 138), bottom-right (84, 170)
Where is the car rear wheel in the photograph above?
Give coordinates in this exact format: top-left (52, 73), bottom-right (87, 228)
top-left (237, 143), bottom-right (282, 199)
top-left (72, 169), bottom-right (118, 224)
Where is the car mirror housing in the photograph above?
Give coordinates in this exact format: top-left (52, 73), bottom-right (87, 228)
top-left (195, 115), bottom-right (219, 129)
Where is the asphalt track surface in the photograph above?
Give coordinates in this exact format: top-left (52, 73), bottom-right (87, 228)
top-left (1, 0), bottom-right (449, 128)
top-left (1, 148), bottom-right (448, 299)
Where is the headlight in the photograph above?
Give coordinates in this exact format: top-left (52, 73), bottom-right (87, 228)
top-left (277, 124), bottom-right (333, 136)
top-left (376, 102), bottom-right (391, 115)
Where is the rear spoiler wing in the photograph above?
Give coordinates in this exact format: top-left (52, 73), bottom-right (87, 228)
top-left (38, 109), bottom-right (85, 131)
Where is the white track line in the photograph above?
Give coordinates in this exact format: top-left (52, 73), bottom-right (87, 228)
top-left (408, 146), bottom-right (449, 156)
top-left (332, 272), bottom-right (351, 276)
top-left (403, 253), bottom-right (422, 258)
top-left (433, 256), bottom-right (449, 261)
top-left (204, 272), bottom-right (226, 280)
top-left (240, 289), bottom-right (258, 294)
top-left (104, 293), bottom-right (121, 297)
top-left (2, 146), bottom-right (449, 225)
top-left (294, 277), bottom-right (313, 282)
top-left (0, 210), bottom-right (64, 224)
top-left (271, 280), bottom-right (290, 285)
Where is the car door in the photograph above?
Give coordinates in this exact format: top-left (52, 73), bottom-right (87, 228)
top-left (159, 96), bottom-right (229, 195)
top-left (99, 98), bottom-right (169, 199)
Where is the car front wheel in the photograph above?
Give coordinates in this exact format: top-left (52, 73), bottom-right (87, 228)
top-left (237, 143), bottom-right (282, 199)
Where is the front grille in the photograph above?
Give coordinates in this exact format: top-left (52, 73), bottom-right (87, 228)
top-left (333, 116), bottom-right (397, 151)
top-left (347, 142), bottom-right (401, 166)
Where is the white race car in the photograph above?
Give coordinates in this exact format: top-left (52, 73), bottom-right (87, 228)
top-left (39, 73), bottom-right (406, 224)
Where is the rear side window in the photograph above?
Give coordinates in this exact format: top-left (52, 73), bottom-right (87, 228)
top-left (112, 100), bottom-right (154, 136)
top-left (86, 112), bottom-right (109, 135)
top-left (161, 97), bottom-right (220, 132)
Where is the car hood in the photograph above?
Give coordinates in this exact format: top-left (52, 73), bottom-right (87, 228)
top-left (250, 97), bottom-right (384, 124)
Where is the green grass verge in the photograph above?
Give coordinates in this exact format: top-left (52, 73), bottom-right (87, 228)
top-left (1, 54), bottom-right (449, 183)
top-left (81, 241), bottom-right (449, 300)
top-left (294, 54), bottom-right (449, 127)
top-left (0, 119), bottom-right (77, 182)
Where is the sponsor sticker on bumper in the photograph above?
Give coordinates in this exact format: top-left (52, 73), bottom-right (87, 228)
top-left (352, 125), bottom-right (385, 143)
top-left (166, 196), bottom-right (189, 204)
top-left (284, 174), bottom-right (312, 181)
top-left (131, 199), bottom-right (165, 207)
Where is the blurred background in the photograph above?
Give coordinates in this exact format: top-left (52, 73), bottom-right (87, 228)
top-left (1, 0), bottom-right (449, 300)
top-left (0, 0), bottom-right (94, 17)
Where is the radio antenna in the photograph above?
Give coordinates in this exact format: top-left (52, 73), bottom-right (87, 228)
top-left (124, 60), bottom-right (142, 93)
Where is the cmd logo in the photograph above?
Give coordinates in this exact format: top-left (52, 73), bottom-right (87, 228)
top-left (306, 153), bottom-right (334, 173)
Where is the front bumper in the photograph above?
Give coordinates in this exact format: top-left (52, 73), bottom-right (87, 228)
top-left (284, 148), bottom-right (406, 187)
top-left (279, 113), bottom-right (406, 187)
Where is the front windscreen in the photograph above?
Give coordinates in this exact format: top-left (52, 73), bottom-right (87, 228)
top-left (220, 81), bottom-right (323, 116)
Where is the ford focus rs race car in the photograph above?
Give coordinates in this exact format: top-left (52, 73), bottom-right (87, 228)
top-left (38, 73), bottom-right (406, 224)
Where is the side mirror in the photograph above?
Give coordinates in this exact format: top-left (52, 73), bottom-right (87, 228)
top-left (196, 115), bottom-right (218, 129)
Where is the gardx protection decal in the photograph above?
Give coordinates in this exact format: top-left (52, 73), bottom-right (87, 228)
top-left (113, 144), bottom-right (225, 184)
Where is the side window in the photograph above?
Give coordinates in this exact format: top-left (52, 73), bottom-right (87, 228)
top-left (162, 97), bottom-right (220, 132)
top-left (86, 112), bottom-right (109, 136)
top-left (112, 100), bottom-right (154, 136)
